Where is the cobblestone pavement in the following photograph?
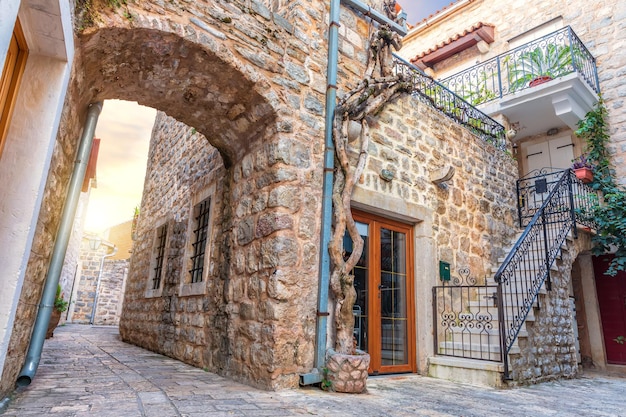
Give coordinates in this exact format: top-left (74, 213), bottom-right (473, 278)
top-left (2, 325), bottom-right (625, 416)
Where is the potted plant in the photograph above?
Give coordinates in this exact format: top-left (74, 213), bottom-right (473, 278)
top-left (571, 154), bottom-right (594, 183)
top-left (46, 284), bottom-right (68, 339)
top-left (507, 44), bottom-right (573, 92)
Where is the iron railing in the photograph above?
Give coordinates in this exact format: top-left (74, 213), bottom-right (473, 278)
top-left (517, 168), bottom-right (598, 228)
top-left (433, 169), bottom-right (598, 378)
top-left (433, 268), bottom-right (503, 362)
top-left (439, 26), bottom-right (599, 106)
top-left (393, 55), bottom-right (507, 150)
top-left (495, 169), bottom-right (597, 377)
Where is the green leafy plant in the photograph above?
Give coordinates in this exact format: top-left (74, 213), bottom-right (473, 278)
top-left (571, 154), bottom-right (593, 169)
top-left (575, 99), bottom-right (626, 275)
top-left (320, 367), bottom-right (332, 391)
top-left (507, 44), bottom-right (573, 92)
top-left (54, 284), bottom-right (69, 313)
top-left (452, 70), bottom-right (497, 106)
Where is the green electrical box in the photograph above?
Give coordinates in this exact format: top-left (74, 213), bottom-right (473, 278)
top-left (439, 261), bottom-right (451, 281)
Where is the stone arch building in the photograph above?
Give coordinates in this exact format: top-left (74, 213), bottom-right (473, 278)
top-left (1, 0), bottom-right (624, 402)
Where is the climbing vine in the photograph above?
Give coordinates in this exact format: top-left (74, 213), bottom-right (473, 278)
top-left (576, 99), bottom-right (626, 275)
top-left (328, 1), bottom-right (411, 355)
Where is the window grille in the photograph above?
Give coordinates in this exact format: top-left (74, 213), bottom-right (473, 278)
top-left (189, 198), bottom-right (211, 283)
top-left (152, 224), bottom-right (167, 290)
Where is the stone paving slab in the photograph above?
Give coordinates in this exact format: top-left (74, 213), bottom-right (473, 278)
top-left (2, 324), bottom-right (625, 416)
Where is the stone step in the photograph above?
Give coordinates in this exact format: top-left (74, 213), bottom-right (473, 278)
top-left (428, 356), bottom-right (506, 388)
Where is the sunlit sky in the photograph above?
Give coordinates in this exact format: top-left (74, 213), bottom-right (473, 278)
top-left (402, 1), bottom-right (453, 25)
top-left (84, 100), bottom-right (155, 233)
top-left (82, 2), bottom-right (452, 233)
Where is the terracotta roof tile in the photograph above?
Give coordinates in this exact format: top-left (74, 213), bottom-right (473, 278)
top-left (409, 22), bottom-right (495, 68)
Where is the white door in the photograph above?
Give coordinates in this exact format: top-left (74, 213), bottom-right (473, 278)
top-left (523, 135), bottom-right (574, 209)
top-left (525, 135), bottom-right (574, 174)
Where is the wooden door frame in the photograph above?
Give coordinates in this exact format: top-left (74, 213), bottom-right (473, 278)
top-left (0, 18), bottom-right (28, 159)
top-left (353, 209), bottom-right (416, 374)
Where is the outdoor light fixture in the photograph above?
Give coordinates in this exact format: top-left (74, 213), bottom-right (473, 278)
top-left (89, 237), bottom-right (102, 251)
top-left (431, 165), bottom-right (456, 189)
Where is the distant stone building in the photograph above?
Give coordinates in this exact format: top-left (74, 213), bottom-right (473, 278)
top-left (67, 234), bottom-right (127, 326)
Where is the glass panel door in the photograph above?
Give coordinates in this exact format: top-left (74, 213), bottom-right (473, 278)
top-left (348, 221), bottom-right (369, 351)
top-left (349, 211), bottom-right (415, 374)
top-left (379, 227), bottom-right (408, 367)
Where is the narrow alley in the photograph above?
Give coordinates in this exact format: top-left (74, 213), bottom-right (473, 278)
top-left (2, 325), bottom-right (624, 416)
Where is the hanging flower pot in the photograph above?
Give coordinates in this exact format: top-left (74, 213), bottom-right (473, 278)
top-left (574, 167), bottom-right (594, 183)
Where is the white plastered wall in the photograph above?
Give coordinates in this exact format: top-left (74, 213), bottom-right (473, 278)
top-left (0, 0), bottom-right (73, 378)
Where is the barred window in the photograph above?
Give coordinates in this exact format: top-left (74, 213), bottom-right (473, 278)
top-left (152, 224), bottom-right (167, 290)
top-left (189, 198), bottom-right (211, 283)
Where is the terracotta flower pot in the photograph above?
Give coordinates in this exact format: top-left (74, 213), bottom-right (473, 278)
top-left (324, 348), bottom-right (370, 393)
top-left (529, 75), bottom-right (553, 87)
top-left (574, 167), bottom-right (593, 183)
top-left (46, 309), bottom-right (62, 339)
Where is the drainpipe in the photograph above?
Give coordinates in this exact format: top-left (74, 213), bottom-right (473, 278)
top-left (341, 0), bottom-right (407, 36)
top-left (17, 101), bottom-right (103, 387)
top-left (90, 245), bottom-right (117, 325)
top-left (300, 0), bottom-right (406, 386)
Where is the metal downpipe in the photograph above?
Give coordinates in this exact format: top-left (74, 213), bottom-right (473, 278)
top-left (17, 102), bottom-right (103, 387)
top-left (90, 246), bottom-right (118, 325)
top-left (299, 0), bottom-right (341, 387)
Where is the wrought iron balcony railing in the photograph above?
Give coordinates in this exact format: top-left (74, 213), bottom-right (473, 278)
top-left (393, 55), bottom-right (507, 150)
top-left (439, 26), bottom-right (600, 106)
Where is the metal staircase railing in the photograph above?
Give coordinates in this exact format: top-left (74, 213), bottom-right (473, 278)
top-left (393, 55), bottom-right (507, 150)
top-left (494, 168), bottom-right (597, 378)
top-left (432, 169), bottom-right (598, 378)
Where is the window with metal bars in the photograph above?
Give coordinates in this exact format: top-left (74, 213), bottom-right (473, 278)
top-left (151, 224), bottom-right (167, 290)
top-left (189, 198), bottom-right (211, 283)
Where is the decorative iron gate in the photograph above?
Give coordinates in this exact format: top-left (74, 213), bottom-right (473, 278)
top-left (432, 268), bottom-right (503, 362)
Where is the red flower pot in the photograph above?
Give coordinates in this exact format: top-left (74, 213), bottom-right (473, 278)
top-left (574, 167), bottom-right (593, 183)
top-left (529, 76), bottom-right (553, 87)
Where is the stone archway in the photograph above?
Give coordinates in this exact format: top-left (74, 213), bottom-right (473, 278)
top-left (65, 6), bottom-right (325, 390)
top-left (80, 27), bottom-right (277, 167)
top-left (4, 0), bottom-right (380, 392)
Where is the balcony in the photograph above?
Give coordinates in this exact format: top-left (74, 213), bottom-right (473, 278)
top-left (439, 26), bottom-right (600, 138)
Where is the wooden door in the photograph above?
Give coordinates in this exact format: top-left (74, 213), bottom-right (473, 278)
top-left (594, 255), bottom-right (626, 365)
top-left (349, 211), bottom-right (415, 374)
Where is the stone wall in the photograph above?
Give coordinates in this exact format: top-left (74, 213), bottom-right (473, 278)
top-left (361, 95), bottom-right (518, 275)
top-left (92, 0), bottom-right (377, 391)
top-left (94, 260), bottom-right (128, 326)
top-left (510, 233), bottom-right (593, 383)
top-left (120, 112), bottom-right (228, 372)
top-left (400, 0), bottom-right (626, 182)
top-left (69, 241), bottom-right (120, 325)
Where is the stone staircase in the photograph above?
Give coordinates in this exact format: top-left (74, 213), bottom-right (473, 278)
top-left (429, 230), bottom-right (576, 388)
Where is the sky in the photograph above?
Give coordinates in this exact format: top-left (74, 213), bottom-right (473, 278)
top-left (402, 0), bottom-right (453, 25)
top-left (83, 100), bottom-right (156, 233)
top-left (82, 1), bottom-right (452, 233)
